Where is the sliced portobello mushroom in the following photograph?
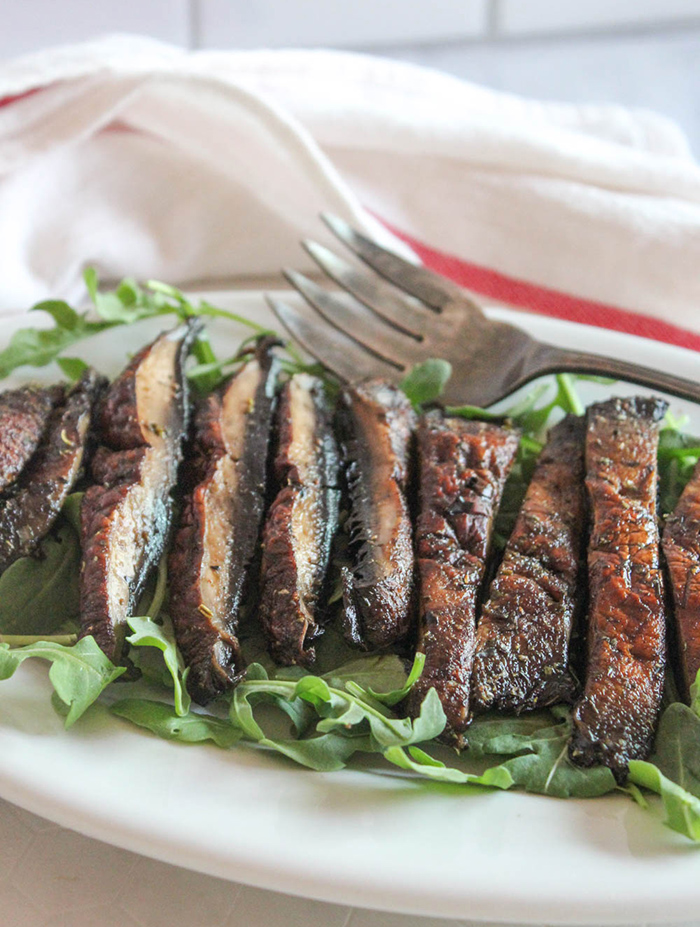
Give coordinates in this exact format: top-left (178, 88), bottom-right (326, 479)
top-left (169, 337), bottom-right (280, 704)
top-left (339, 379), bottom-right (416, 650)
top-left (0, 371), bottom-right (104, 574)
top-left (259, 373), bottom-right (340, 667)
top-left (662, 459), bottom-right (700, 702)
top-left (405, 412), bottom-right (520, 746)
top-left (0, 384), bottom-right (66, 494)
top-left (472, 414), bottom-right (586, 713)
top-left (80, 322), bottom-right (200, 662)
top-left (569, 396), bottom-right (667, 782)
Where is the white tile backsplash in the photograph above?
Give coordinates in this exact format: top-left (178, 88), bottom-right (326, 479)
top-left (194, 0), bottom-right (489, 50)
top-left (0, 0), bottom-right (190, 60)
top-left (3, 0), bottom-right (700, 61)
top-left (497, 0), bottom-right (700, 36)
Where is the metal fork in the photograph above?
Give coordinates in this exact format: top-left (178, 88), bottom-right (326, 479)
top-left (267, 214), bottom-right (700, 407)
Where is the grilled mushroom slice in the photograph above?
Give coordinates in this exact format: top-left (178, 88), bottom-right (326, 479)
top-left (259, 373), bottom-right (340, 667)
top-left (569, 396), bottom-right (668, 781)
top-left (472, 415), bottom-right (586, 713)
top-left (169, 338), bottom-right (279, 703)
top-left (80, 323), bottom-right (199, 662)
top-left (0, 371), bottom-right (103, 573)
top-left (0, 385), bottom-right (65, 493)
top-left (339, 379), bottom-right (416, 650)
top-left (663, 459), bottom-right (700, 701)
top-left (405, 412), bottom-right (519, 745)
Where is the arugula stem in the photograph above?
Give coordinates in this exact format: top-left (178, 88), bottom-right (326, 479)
top-left (0, 633), bottom-right (78, 647)
top-left (198, 302), bottom-right (274, 334)
top-left (237, 678), bottom-right (402, 733)
top-left (555, 374), bottom-right (585, 416)
top-left (138, 553), bottom-right (168, 620)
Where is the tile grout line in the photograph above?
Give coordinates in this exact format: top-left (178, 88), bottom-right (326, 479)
top-left (487, 0), bottom-right (501, 39)
top-left (186, 0), bottom-right (200, 51)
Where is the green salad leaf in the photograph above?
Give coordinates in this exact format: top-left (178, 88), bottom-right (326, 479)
top-left (227, 662), bottom-right (446, 772)
top-left (446, 373), bottom-right (586, 433)
top-left (691, 669), bottom-right (700, 719)
top-left (658, 414), bottom-right (700, 514)
top-left (645, 702), bottom-right (700, 800)
top-left (383, 745), bottom-right (514, 788)
top-left (628, 761), bottom-right (700, 841)
top-left (0, 302), bottom-right (115, 379)
top-left (0, 520), bottom-right (81, 636)
top-left (468, 709), bottom-right (617, 798)
top-left (126, 616), bottom-right (191, 717)
top-left (0, 269), bottom-right (285, 392)
top-left (0, 636), bottom-right (125, 727)
top-left (111, 699), bottom-right (241, 748)
top-left (322, 653), bottom-right (423, 707)
top-left (400, 359), bottom-right (452, 408)
top-left (56, 357), bottom-right (90, 382)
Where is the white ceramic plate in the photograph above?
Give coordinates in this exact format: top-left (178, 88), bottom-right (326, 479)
top-left (0, 293), bottom-right (699, 926)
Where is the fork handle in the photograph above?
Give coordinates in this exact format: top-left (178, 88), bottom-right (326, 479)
top-left (532, 343), bottom-right (700, 405)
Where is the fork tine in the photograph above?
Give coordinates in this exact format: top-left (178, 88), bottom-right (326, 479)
top-left (322, 213), bottom-right (474, 313)
top-left (302, 239), bottom-right (430, 338)
top-left (283, 269), bottom-right (421, 369)
top-left (266, 295), bottom-right (400, 383)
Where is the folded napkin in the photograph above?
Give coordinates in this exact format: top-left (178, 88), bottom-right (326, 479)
top-left (1, 34), bottom-right (699, 350)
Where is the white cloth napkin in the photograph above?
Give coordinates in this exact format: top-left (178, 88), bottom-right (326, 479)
top-left (0, 34), bottom-right (699, 340)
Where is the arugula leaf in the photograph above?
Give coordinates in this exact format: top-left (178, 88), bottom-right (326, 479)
top-left (447, 373), bottom-right (585, 436)
top-left (0, 636), bottom-right (125, 726)
top-left (322, 653), bottom-right (417, 703)
top-left (363, 653), bottom-right (425, 707)
top-left (56, 357), bottom-right (90, 381)
top-left (227, 662), bottom-right (446, 772)
top-left (400, 359), bottom-right (452, 408)
top-left (111, 699), bottom-right (240, 748)
top-left (60, 492), bottom-right (84, 532)
top-left (658, 418), bottom-right (700, 514)
top-left (84, 270), bottom-right (164, 325)
top-left (468, 709), bottom-right (618, 798)
top-left (446, 383), bottom-right (551, 425)
top-left (383, 745), bottom-right (514, 789)
top-left (0, 519), bottom-right (81, 636)
top-left (691, 669), bottom-right (700, 718)
top-left (126, 616), bottom-right (191, 717)
top-left (645, 702), bottom-right (700, 799)
top-left (628, 760), bottom-right (700, 842)
top-left (315, 686), bottom-right (445, 748)
top-left (0, 305), bottom-right (114, 379)
top-left (491, 437), bottom-right (541, 550)
top-left (0, 269), bottom-right (287, 390)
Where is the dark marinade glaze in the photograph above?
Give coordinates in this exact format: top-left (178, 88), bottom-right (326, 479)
top-left (169, 338), bottom-right (279, 704)
top-left (569, 396), bottom-right (668, 781)
top-left (472, 414), bottom-right (586, 713)
top-left (405, 412), bottom-right (519, 746)
top-left (0, 370), bottom-right (103, 574)
top-left (0, 384), bottom-right (65, 493)
top-left (259, 373), bottom-right (340, 667)
top-left (663, 458), bottom-right (700, 701)
top-left (339, 379), bottom-right (417, 650)
top-left (80, 323), bottom-right (199, 662)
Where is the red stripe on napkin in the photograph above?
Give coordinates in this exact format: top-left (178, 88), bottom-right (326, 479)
top-left (0, 88), bottom-right (42, 109)
top-left (388, 225), bottom-right (700, 354)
